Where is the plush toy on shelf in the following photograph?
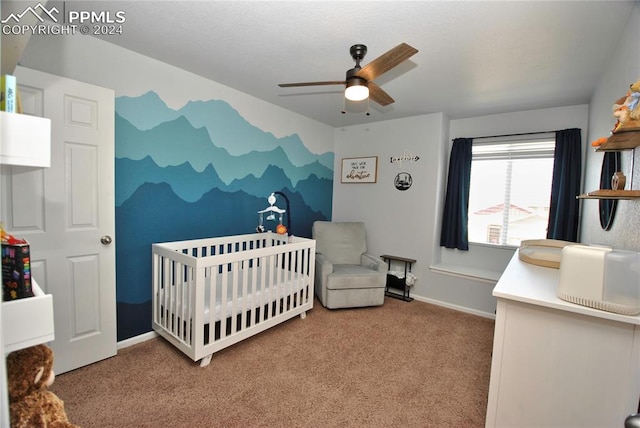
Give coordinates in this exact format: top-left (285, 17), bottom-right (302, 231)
top-left (611, 78), bottom-right (640, 131)
top-left (591, 77), bottom-right (640, 148)
top-left (6, 344), bottom-right (79, 428)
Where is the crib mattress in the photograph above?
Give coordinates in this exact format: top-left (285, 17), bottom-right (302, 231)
top-left (158, 265), bottom-right (310, 323)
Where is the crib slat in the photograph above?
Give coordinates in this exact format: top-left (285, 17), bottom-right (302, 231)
top-left (165, 257), bottom-right (172, 330)
top-left (190, 265), bottom-right (197, 345)
top-left (230, 261), bottom-right (239, 335)
top-left (174, 250), bottom-right (185, 344)
top-left (188, 266), bottom-right (195, 346)
top-left (192, 260), bottom-right (205, 355)
top-left (164, 257), bottom-right (172, 332)
top-left (292, 249), bottom-right (300, 308)
top-left (259, 255), bottom-right (267, 322)
top-left (175, 260), bottom-right (183, 341)
top-left (178, 261), bottom-right (185, 341)
top-left (220, 265), bottom-right (228, 339)
top-left (241, 260), bottom-right (249, 329)
top-left (278, 249), bottom-right (284, 312)
top-left (152, 253), bottom-right (160, 326)
top-left (301, 248), bottom-right (308, 302)
top-left (300, 248), bottom-right (306, 303)
top-left (267, 253), bottom-right (275, 319)
top-left (250, 258), bottom-right (258, 327)
top-left (182, 261), bottom-right (191, 344)
top-left (273, 252), bottom-right (279, 315)
top-left (207, 266), bottom-right (216, 345)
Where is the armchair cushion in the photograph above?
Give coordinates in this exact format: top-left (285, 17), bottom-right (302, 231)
top-left (327, 264), bottom-right (387, 290)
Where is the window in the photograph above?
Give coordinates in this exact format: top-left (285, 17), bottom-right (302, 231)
top-left (468, 137), bottom-right (555, 247)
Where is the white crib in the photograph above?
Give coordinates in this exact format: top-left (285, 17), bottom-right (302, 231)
top-left (152, 232), bottom-right (315, 367)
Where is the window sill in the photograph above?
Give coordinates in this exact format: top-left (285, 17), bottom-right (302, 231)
top-left (429, 263), bottom-right (502, 284)
top-left (468, 241), bottom-right (518, 251)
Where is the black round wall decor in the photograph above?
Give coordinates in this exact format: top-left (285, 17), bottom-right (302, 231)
top-left (394, 172), bottom-right (412, 191)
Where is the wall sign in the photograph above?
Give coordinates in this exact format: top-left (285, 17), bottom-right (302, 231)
top-left (394, 172), bottom-right (412, 191)
top-left (341, 156), bottom-right (378, 183)
top-left (390, 151), bottom-right (420, 168)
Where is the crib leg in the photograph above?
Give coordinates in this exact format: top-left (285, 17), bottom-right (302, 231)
top-left (200, 354), bottom-right (213, 367)
top-left (300, 311), bottom-right (307, 320)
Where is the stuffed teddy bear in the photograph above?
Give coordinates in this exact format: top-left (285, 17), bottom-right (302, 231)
top-left (6, 344), bottom-right (80, 428)
top-left (591, 78), bottom-right (640, 147)
top-left (611, 78), bottom-right (640, 131)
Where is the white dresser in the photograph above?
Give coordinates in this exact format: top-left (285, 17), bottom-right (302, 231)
top-left (486, 252), bottom-right (640, 427)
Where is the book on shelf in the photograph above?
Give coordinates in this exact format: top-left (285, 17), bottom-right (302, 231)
top-left (16, 87), bottom-right (23, 113)
top-left (1, 74), bottom-right (17, 113)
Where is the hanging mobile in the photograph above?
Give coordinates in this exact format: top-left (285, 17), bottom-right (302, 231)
top-left (257, 192), bottom-right (289, 235)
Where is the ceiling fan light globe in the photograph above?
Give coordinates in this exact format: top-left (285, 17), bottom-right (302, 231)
top-left (345, 85), bottom-right (369, 101)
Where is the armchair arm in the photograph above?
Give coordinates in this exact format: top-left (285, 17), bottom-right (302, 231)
top-left (315, 253), bottom-right (334, 281)
top-left (314, 253), bottom-right (334, 304)
top-left (361, 253), bottom-right (387, 273)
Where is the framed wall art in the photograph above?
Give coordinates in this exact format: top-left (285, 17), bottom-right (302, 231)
top-left (341, 156), bottom-right (378, 183)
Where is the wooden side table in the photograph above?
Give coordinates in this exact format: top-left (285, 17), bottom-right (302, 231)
top-left (380, 254), bottom-right (416, 302)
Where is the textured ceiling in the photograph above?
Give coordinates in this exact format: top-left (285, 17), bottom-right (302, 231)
top-left (50, 1), bottom-right (639, 127)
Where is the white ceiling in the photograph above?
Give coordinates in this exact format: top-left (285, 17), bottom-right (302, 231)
top-left (63, 1), bottom-right (638, 127)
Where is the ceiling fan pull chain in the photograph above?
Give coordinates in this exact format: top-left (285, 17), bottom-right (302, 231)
top-left (341, 96), bottom-right (346, 114)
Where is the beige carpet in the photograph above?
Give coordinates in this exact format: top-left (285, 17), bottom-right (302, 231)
top-left (51, 297), bottom-right (495, 428)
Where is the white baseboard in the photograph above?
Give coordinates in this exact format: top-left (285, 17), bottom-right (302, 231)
top-left (411, 295), bottom-right (496, 320)
top-left (117, 331), bottom-right (158, 350)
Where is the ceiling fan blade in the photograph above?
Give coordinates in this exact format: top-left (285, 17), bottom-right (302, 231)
top-left (368, 81), bottom-right (394, 106)
top-left (278, 81), bottom-right (345, 88)
top-left (356, 43), bottom-right (418, 82)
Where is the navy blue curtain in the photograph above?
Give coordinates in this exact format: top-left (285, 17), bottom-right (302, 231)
top-left (547, 128), bottom-right (582, 241)
top-left (440, 138), bottom-right (473, 250)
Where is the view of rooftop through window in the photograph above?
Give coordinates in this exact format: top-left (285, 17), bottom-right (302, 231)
top-left (468, 139), bottom-right (555, 246)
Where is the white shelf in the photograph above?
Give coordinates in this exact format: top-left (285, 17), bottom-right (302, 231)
top-left (2, 279), bottom-right (54, 354)
top-left (0, 111), bottom-right (51, 167)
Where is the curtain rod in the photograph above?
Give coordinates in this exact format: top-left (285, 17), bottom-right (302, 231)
top-left (454, 130), bottom-right (558, 141)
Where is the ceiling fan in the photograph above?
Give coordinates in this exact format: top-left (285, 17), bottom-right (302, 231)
top-left (278, 43), bottom-right (418, 108)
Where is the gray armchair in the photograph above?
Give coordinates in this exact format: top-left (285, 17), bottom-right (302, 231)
top-left (312, 221), bottom-right (387, 309)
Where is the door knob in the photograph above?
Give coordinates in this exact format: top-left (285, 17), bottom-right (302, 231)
top-left (100, 235), bottom-right (113, 245)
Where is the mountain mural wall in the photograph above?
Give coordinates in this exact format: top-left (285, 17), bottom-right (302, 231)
top-left (115, 91), bottom-right (333, 340)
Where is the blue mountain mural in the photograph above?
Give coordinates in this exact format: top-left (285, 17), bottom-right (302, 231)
top-left (116, 156), bottom-right (226, 204)
top-left (114, 91), bottom-right (333, 341)
top-left (114, 90), bottom-right (178, 130)
top-left (116, 91), bottom-right (334, 169)
top-left (116, 157), bottom-right (332, 218)
top-left (116, 112), bottom-right (332, 186)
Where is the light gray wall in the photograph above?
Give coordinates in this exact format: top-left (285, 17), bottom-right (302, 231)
top-left (333, 113), bottom-right (448, 309)
top-left (330, 111), bottom-right (500, 317)
top-left (581, 2), bottom-right (640, 250)
top-left (334, 105), bottom-right (590, 317)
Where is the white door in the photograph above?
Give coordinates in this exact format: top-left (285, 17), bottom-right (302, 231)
top-left (1, 66), bottom-right (116, 374)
